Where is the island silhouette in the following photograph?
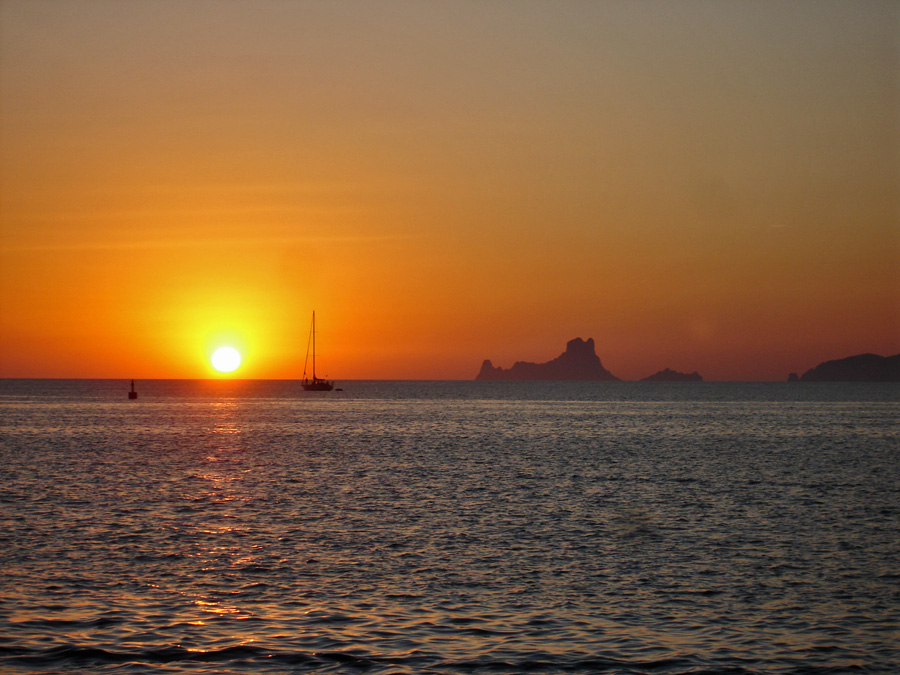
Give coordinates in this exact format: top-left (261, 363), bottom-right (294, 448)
top-left (476, 338), bottom-right (620, 381)
top-left (476, 338), bottom-right (899, 382)
top-left (475, 338), bottom-right (704, 382)
top-left (641, 368), bottom-right (703, 382)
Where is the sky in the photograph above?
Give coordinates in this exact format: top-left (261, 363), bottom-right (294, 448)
top-left (1, 0), bottom-right (898, 381)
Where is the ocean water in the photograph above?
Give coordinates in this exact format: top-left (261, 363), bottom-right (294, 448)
top-left (1, 379), bottom-right (898, 674)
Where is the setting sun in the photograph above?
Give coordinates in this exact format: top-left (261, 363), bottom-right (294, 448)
top-left (211, 347), bottom-right (242, 373)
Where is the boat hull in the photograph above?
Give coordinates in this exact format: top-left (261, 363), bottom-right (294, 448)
top-left (302, 379), bottom-right (334, 391)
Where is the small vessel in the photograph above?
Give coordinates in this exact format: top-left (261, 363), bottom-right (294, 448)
top-left (302, 311), bottom-right (334, 391)
top-left (128, 380), bottom-right (138, 399)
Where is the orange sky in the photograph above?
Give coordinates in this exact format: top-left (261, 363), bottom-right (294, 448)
top-left (1, 0), bottom-right (898, 381)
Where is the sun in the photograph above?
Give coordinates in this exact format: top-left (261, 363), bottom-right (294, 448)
top-left (211, 346), bottom-right (242, 373)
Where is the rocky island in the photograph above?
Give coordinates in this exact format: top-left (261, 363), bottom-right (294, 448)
top-left (789, 353), bottom-right (900, 382)
top-left (476, 337), bottom-right (620, 381)
top-left (640, 368), bottom-right (703, 382)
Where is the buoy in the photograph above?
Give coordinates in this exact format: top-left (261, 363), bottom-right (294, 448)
top-left (128, 379), bottom-right (138, 399)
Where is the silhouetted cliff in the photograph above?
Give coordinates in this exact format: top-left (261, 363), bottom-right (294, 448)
top-left (476, 338), bottom-right (620, 381)
top-left (793, 353), bottom-right (900, 382)
top-left (641, 368), bottom-right (703, 382)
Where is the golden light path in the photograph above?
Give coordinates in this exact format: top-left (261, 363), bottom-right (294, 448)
top-left (211, 347), bottom-right (242, 373)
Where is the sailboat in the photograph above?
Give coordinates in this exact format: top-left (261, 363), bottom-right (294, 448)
top-left (302, 311), bottom-right (335, 391)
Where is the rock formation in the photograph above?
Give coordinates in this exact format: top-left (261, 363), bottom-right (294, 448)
top-left (793, 353), bottom-right (900, 382)
top-left (476, 338), bottom-right (620, 381)
top-left (640, 368), bottom-right (703, 382)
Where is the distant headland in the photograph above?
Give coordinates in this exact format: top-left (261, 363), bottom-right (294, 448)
top-left (788, 353), bottom-right (900, 382)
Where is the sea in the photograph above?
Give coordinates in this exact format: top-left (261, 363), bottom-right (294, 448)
top-left (1, 379), bottom-right (898, 675)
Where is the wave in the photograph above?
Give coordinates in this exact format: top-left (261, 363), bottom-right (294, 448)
top-left (0, 642), bottom-right (881, 674)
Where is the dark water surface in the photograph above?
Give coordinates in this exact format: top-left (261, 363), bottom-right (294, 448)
top-left (1, 380), bottom-right (898, 674)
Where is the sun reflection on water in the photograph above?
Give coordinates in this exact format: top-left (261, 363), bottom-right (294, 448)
top-left (209, 401), bottom-right (243, 438)
top-left (193, 599), bottom-right (243, 617)
top-left (171, 398), bottom-right (268, 627)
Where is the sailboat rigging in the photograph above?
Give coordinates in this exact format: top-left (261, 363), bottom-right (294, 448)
top-left (302, 311), bottom-right (334, 391)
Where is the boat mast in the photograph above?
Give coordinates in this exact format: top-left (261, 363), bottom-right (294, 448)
top-left (300, 310), bottom-right (334, 391)
top-left (302, 311), bottom-right (313, 382)
top-left (311, 311), bottom-right (317, 380)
